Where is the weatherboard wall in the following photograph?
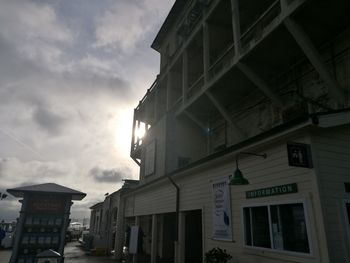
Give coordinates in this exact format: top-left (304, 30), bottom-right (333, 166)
top-left (124, 132), bottom-right (328, 263)
top-left (311, 125), bottom-right (350, 263)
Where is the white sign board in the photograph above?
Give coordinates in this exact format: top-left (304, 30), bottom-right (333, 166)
top-left (129, 226), bottom-right (139, 254)
top-left (212, 179), bottom-right (233, 241)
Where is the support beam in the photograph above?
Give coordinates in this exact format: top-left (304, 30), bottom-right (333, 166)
top-left (130, 111), bottom-right (137, 154)
top-left (237, 62), bottom-right (284, 108)
top-left (182, 49), bottom-right (189, 105)
top-left (114, 195), bottom-right (125, 260)
top-left (184, 110), bottom-right (211, 156)
top-left (136, 120), bottom-right (141, 148)
top-left (167, 72), bottom-right (173, 111)
top-left (205, 91), bottom-right (244, 138)
top-left (151, 215), bottom-right (158, 263)
top-left (203, 22), bottom-right (210, 84)
top-left (230, 0), bottom-right (241, 55)
top-left (284, 17), bottom-right (346, 104)
top-left (184, 110), bottom-right (208, 133)
top-left (133, 216), bottom-right (140, 263)
top-left (155, 88), bottom-right (159, 120)
top-left (280, 0), bottom-right (289, 13)
top-left (177, 212), bottom-right (186, 263)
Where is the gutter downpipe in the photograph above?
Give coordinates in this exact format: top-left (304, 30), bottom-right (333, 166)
top-left (167, 176), bottom-right (180, 262)
top-left (167, 176), bottom-right (179, 240)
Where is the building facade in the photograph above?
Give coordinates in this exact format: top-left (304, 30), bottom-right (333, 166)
top-left (126, 0), bottom-right (350, 263)
top-left (89, 180), bottom-right (139, 256)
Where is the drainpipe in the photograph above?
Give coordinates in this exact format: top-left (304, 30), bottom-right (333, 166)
top-left (167, 176), bottom-right (179, 241)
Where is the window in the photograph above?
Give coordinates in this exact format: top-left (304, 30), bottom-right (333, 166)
top-left (244, 202), bottom-right (310, 254)
top-left (144, 140), bottom-right (156, 176)
top-left (346, 202), bottom-right (350, 225)
top-left (345, 201), bottom-right (350, 237)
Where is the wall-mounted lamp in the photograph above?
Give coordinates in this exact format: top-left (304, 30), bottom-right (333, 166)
top-left (229, 152), bottom-right (267, 185)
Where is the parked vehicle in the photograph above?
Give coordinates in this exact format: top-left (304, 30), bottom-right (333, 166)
top-left (67, 222), bottom-right (84, 241)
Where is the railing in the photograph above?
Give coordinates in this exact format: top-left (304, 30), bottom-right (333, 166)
top-left (240, 1), bottom-right (281, 53)
top-left (172, 97), bottom-right (183, 112)
top-left (135, 77), bottom-right (159, 111)
top-left (187, 75), bottom-right (204, 100)
top-left (208, 43), bottom-right (235, 80)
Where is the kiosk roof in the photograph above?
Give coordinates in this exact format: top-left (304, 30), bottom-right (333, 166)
top-left (7, 183), bottom-right (86, 200)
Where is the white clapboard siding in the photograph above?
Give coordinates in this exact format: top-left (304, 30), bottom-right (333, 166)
top-left (311, 125), bottom-right (350, 263)
top-left (133, 183), bottom-right (177, 215)
top-left (134, 134), bottom-right (325, 262)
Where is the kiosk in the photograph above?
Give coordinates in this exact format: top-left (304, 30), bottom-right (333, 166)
top-left (7, 183), bottom-right (86, 263)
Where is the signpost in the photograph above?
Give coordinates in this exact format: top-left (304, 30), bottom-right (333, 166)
top-left (7, 183), bottom-right (86, 263)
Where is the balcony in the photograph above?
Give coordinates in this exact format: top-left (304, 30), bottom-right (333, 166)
top-left (186, 75), bottom-right (204, 101)
top-left (240, 0), bottom-right (281, 54)
top-left (130, 79), bottom-right (159, 162)
top-left (208, 44), bottom-right (235, 81)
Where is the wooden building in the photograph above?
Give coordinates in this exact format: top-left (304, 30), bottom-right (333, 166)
top-left (124, 0), bottom-right (350, 262)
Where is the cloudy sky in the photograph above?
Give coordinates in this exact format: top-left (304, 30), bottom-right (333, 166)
top-left (0, 0), bottom-right (174, 221)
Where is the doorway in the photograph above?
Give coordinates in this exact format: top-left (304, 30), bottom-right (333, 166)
top-left (185, 210), bottom-right (203, 263)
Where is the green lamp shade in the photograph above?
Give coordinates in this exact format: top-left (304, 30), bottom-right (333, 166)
top-left (229, 168), bottom-right (249, 185)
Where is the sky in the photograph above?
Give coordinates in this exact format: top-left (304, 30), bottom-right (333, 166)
top-left (0, 0), bottom-right (175, 221)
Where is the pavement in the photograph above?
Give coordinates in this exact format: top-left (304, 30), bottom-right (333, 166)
top-left (0, 242), bottom-right (119, 263)
top-left (0, 248), bottom-right (11, 263)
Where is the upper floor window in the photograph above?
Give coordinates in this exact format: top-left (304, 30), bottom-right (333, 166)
top-left (144, 140), bottom-right (156, 176)
top-left (244, 202), bottom-right (310, 254)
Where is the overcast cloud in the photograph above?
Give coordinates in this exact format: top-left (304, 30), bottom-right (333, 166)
top-left (0, 0), bottom-right (174, 221)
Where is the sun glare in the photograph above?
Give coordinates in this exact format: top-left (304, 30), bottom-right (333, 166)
top-left (113, 110), bottom-right (133, 152)
top-left (135, 122), bottom-right (146, 140)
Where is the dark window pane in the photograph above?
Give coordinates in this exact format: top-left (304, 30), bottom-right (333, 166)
top-left (346, 203), bottom-right (350, 225)
top-left (244, 208), bottom-right (252, 246)
top-left (271, 203), bottom-right (309, 253)
top-left (251, 206), bottom-right (271, 248)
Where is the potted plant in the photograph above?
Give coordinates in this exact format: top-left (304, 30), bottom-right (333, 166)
top-left (204, 247), bottom-right (232, 263)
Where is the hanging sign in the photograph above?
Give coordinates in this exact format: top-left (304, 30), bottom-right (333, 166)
top-left (212, 178), bottom-right (233, 241)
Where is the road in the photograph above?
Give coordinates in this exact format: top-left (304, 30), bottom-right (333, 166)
top-left (0, 242), bottom-right (118, 263)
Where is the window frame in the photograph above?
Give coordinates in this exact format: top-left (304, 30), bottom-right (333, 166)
top-left (342, 199), bottom-right (350, 243)
top-left (241, 199), bottom-right (314, 257)
top-left (144, 140), bottom-right (156, 177)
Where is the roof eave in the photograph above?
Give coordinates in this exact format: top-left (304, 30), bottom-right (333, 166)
top-left (151, 0), bottom-right (186, 52)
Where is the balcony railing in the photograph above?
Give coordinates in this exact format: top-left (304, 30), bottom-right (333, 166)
top-left (208, 43), bottom-right (235, 81)
top-left (135, 78), bottom-right (158, 111)
top-left (240, 0), bottom-right (281, 53)
top-left (187, 75), bottom-right (204, 100)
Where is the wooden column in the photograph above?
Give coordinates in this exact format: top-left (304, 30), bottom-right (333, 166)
top-left (177, 212), bottom-right (186, 263)
top-left (203, 22), bottom-right (210, 84)
top-left (151, 214), bottom-right (158, 263)
top-left (114, 194), bottom-right (125, 260)
top-left (230, 0), bottom-right (241, 56)
top-left (182, 49), bottom-right (189, 105)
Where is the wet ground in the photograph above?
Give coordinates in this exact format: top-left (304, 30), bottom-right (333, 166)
top-left (0, 242), bottom-right (118, 263)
